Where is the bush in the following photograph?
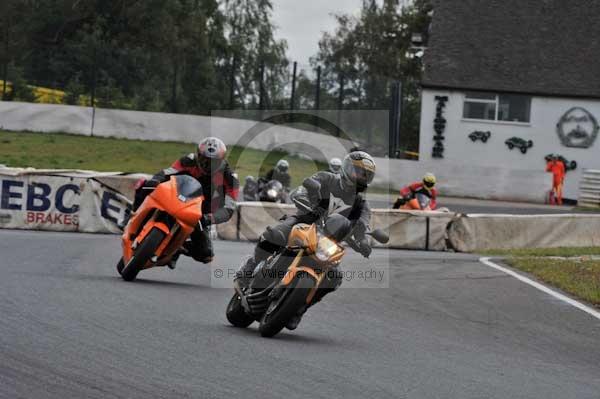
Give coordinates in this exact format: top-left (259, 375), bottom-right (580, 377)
top-left (64, 74), bottom-right (86, 105)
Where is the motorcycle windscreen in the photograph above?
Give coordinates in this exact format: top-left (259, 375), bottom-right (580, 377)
top-left (415, 193), bottom-right (431, 210)
top-left (175, 175), bottom-right (204, 199)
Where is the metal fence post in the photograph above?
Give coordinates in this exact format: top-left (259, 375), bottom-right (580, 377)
top-left (229, 56), bottom-right (237, 109)
top-left (2, 18), bottom-right (8, 100)
top-left (336, 74), bottom-right (344, 137)
top-left (315, 66), bottom-right (321, 110)
top-left (389, 81), bottom-right (403, 158)
top-left (259, 61), bottom-right (265, 110)
top-left (290, 61), bottom-right (297, 110)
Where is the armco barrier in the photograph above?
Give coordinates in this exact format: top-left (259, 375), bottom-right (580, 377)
top-left (448, 213), bottom-right (600, 252)
top-left (578, 169), bottom-right (600, 208)
top-left (0, 168), bottom-right (132, 234)
top-left (5, 168), bottom-right (599, 253)
top-left (216, 202), bottom-right (456, 251)
top-left (370, 209), bottom-right (455, 251)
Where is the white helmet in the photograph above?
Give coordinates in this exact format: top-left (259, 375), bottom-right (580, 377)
top-left (276, 159), bottom-right (289, 173)
top-left (197, 137), bottom-right (227, 173)
top-left (329, 158), bottom-right (342, 174)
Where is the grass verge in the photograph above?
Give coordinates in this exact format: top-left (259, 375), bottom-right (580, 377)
top-left (485, 247), bottom-right (600, 307)
top-left (0, 130), bottom-right (326, 187)
top-left (482, 247), bottom-right (600, 257)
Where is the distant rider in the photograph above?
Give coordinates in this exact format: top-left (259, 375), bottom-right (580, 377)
top-left (393, 173), bottom-right (438, 210)
top-left (234, 151), bottom-right (376, 330)
top-left (243, 175), bottom-right (259, 201)
top-left (329, 157), bottom-right (342, 174)
top-left (264, 159), bottom-right (291, 190)
top-left (132, 137), bottom-right (239, 265)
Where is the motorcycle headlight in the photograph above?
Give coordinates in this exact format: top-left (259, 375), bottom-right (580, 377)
top-left (315, 236), bottom-right (341, 262)
top-left (267, 189), bottom-right (277, 199)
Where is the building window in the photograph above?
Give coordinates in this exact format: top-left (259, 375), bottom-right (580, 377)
top-left (463, 92), bottom-right (531, 123)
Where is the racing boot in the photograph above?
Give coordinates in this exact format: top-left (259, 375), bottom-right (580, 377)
top-left (285, 304), bottom-right (308, 330)
top-left (167, 246), bottom-right (190, 270)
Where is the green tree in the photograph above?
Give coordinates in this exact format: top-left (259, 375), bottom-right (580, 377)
top-left (313, 0), bottom-right (432, 153)
top-left (0, 0), bottom-right (288, 116)
top-left (224, 0), bottom-right (288, 109)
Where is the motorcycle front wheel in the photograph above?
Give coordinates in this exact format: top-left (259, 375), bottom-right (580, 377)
top-left (259, 273), bottom-right (315, 338)
top-left (120, 228), bottom-right (166, 282)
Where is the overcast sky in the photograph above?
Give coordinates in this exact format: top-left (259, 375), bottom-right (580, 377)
top-left (272, 0), bottom-right (363, 63)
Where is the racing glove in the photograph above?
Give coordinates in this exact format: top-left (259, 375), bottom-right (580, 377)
top-left (357, 237), bottom-right (372, 258)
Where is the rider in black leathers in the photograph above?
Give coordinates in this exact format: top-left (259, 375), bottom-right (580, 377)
top-left (234, 151), bottom-right (376, 329)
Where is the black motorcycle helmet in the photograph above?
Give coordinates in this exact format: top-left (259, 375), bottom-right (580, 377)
top-left (340, 151), bottom-right (376, 192)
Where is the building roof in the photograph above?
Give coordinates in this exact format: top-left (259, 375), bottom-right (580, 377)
top-left (422, 0), bottom-right (600, 99)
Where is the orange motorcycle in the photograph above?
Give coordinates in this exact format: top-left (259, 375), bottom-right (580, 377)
top-left (116, 175), bottom-right (205, 281)
top-left (401, 192), bottom-right (432, 211)
top-left (226, 214), bottom-right (389, 338)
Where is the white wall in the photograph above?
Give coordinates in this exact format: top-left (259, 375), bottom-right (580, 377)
top-left (0, 101), bottom-right (353, 163)
top-left (419, 89), bottom-right (600, 200)
top-left (0, 101), bottom-right (93, 135)
top-left (374, 157), bottom-right (551, 203)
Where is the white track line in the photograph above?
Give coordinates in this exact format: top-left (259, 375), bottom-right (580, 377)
top-left (479, 257), bottom-right (600, 321)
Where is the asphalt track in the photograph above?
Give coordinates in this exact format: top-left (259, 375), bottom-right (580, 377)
top-left (1, 230), bottom-right (599, 399)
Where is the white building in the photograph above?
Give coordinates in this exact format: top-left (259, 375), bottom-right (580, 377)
top-left (418, 0), bottom-right (600, 202)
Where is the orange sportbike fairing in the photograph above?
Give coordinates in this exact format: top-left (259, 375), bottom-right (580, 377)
top-left (121, 177), bottom-right (204, 269)
top-left (282, 223), bottom-right (345, 304)
top-left (400, 198), bottom-right (421, 210)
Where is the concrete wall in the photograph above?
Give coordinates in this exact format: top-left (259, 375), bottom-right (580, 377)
top-left (0, 101), bottom-right (93, 135)
top-left (419, 89), bottom-right (600, 200)
top-left (0, 102), bottom-right (353, 163)
top-left (374, 157), bottom-right (552, 203)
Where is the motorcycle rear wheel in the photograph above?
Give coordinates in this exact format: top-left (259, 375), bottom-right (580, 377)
top-left (120, 228), bottom-right (166, 282)
top-left (226, 292), bottom-right (255, 328)
top-left (259, 273), bottom-right (315, 338)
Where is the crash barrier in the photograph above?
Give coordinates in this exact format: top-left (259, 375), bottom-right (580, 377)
top-left (4, 168), bottom-right (599, 253)
top-left (0, 102), bottom-right (93, 135)
top-left (375, 158), bottom-right (553, 204)
top-left (216, 202), bottom-right (457, 251)
top-left (0, 101), bottom-right (354, 163)
top-left (0, 168), bottom-right (133, 234)
top-left (448, 214), bottom-right (600, 252)
top-left (578, 169), bottom-right (600, 208)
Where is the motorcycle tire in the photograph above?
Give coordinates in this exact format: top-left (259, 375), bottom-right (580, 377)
top-left (226, 292), bottom-right (255, 328)
top-left (116, 257), bottom-right (125, 275)
top-left (259, 273), bottom-right (315, 338)
top-left (120, 228), bottom-right (166, 282)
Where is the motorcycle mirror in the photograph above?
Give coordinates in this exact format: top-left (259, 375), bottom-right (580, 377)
top-left (369, 229), bottom-right (389, 244)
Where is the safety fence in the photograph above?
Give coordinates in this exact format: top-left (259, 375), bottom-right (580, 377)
top-left (215, 203), bottom-right (454, 251)
top-left (2, 168), bottom-right (599, 252)
top-left (578, 169), bottom-right (600, 208)
top-left (0, 168), bottom-right (136, 234)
